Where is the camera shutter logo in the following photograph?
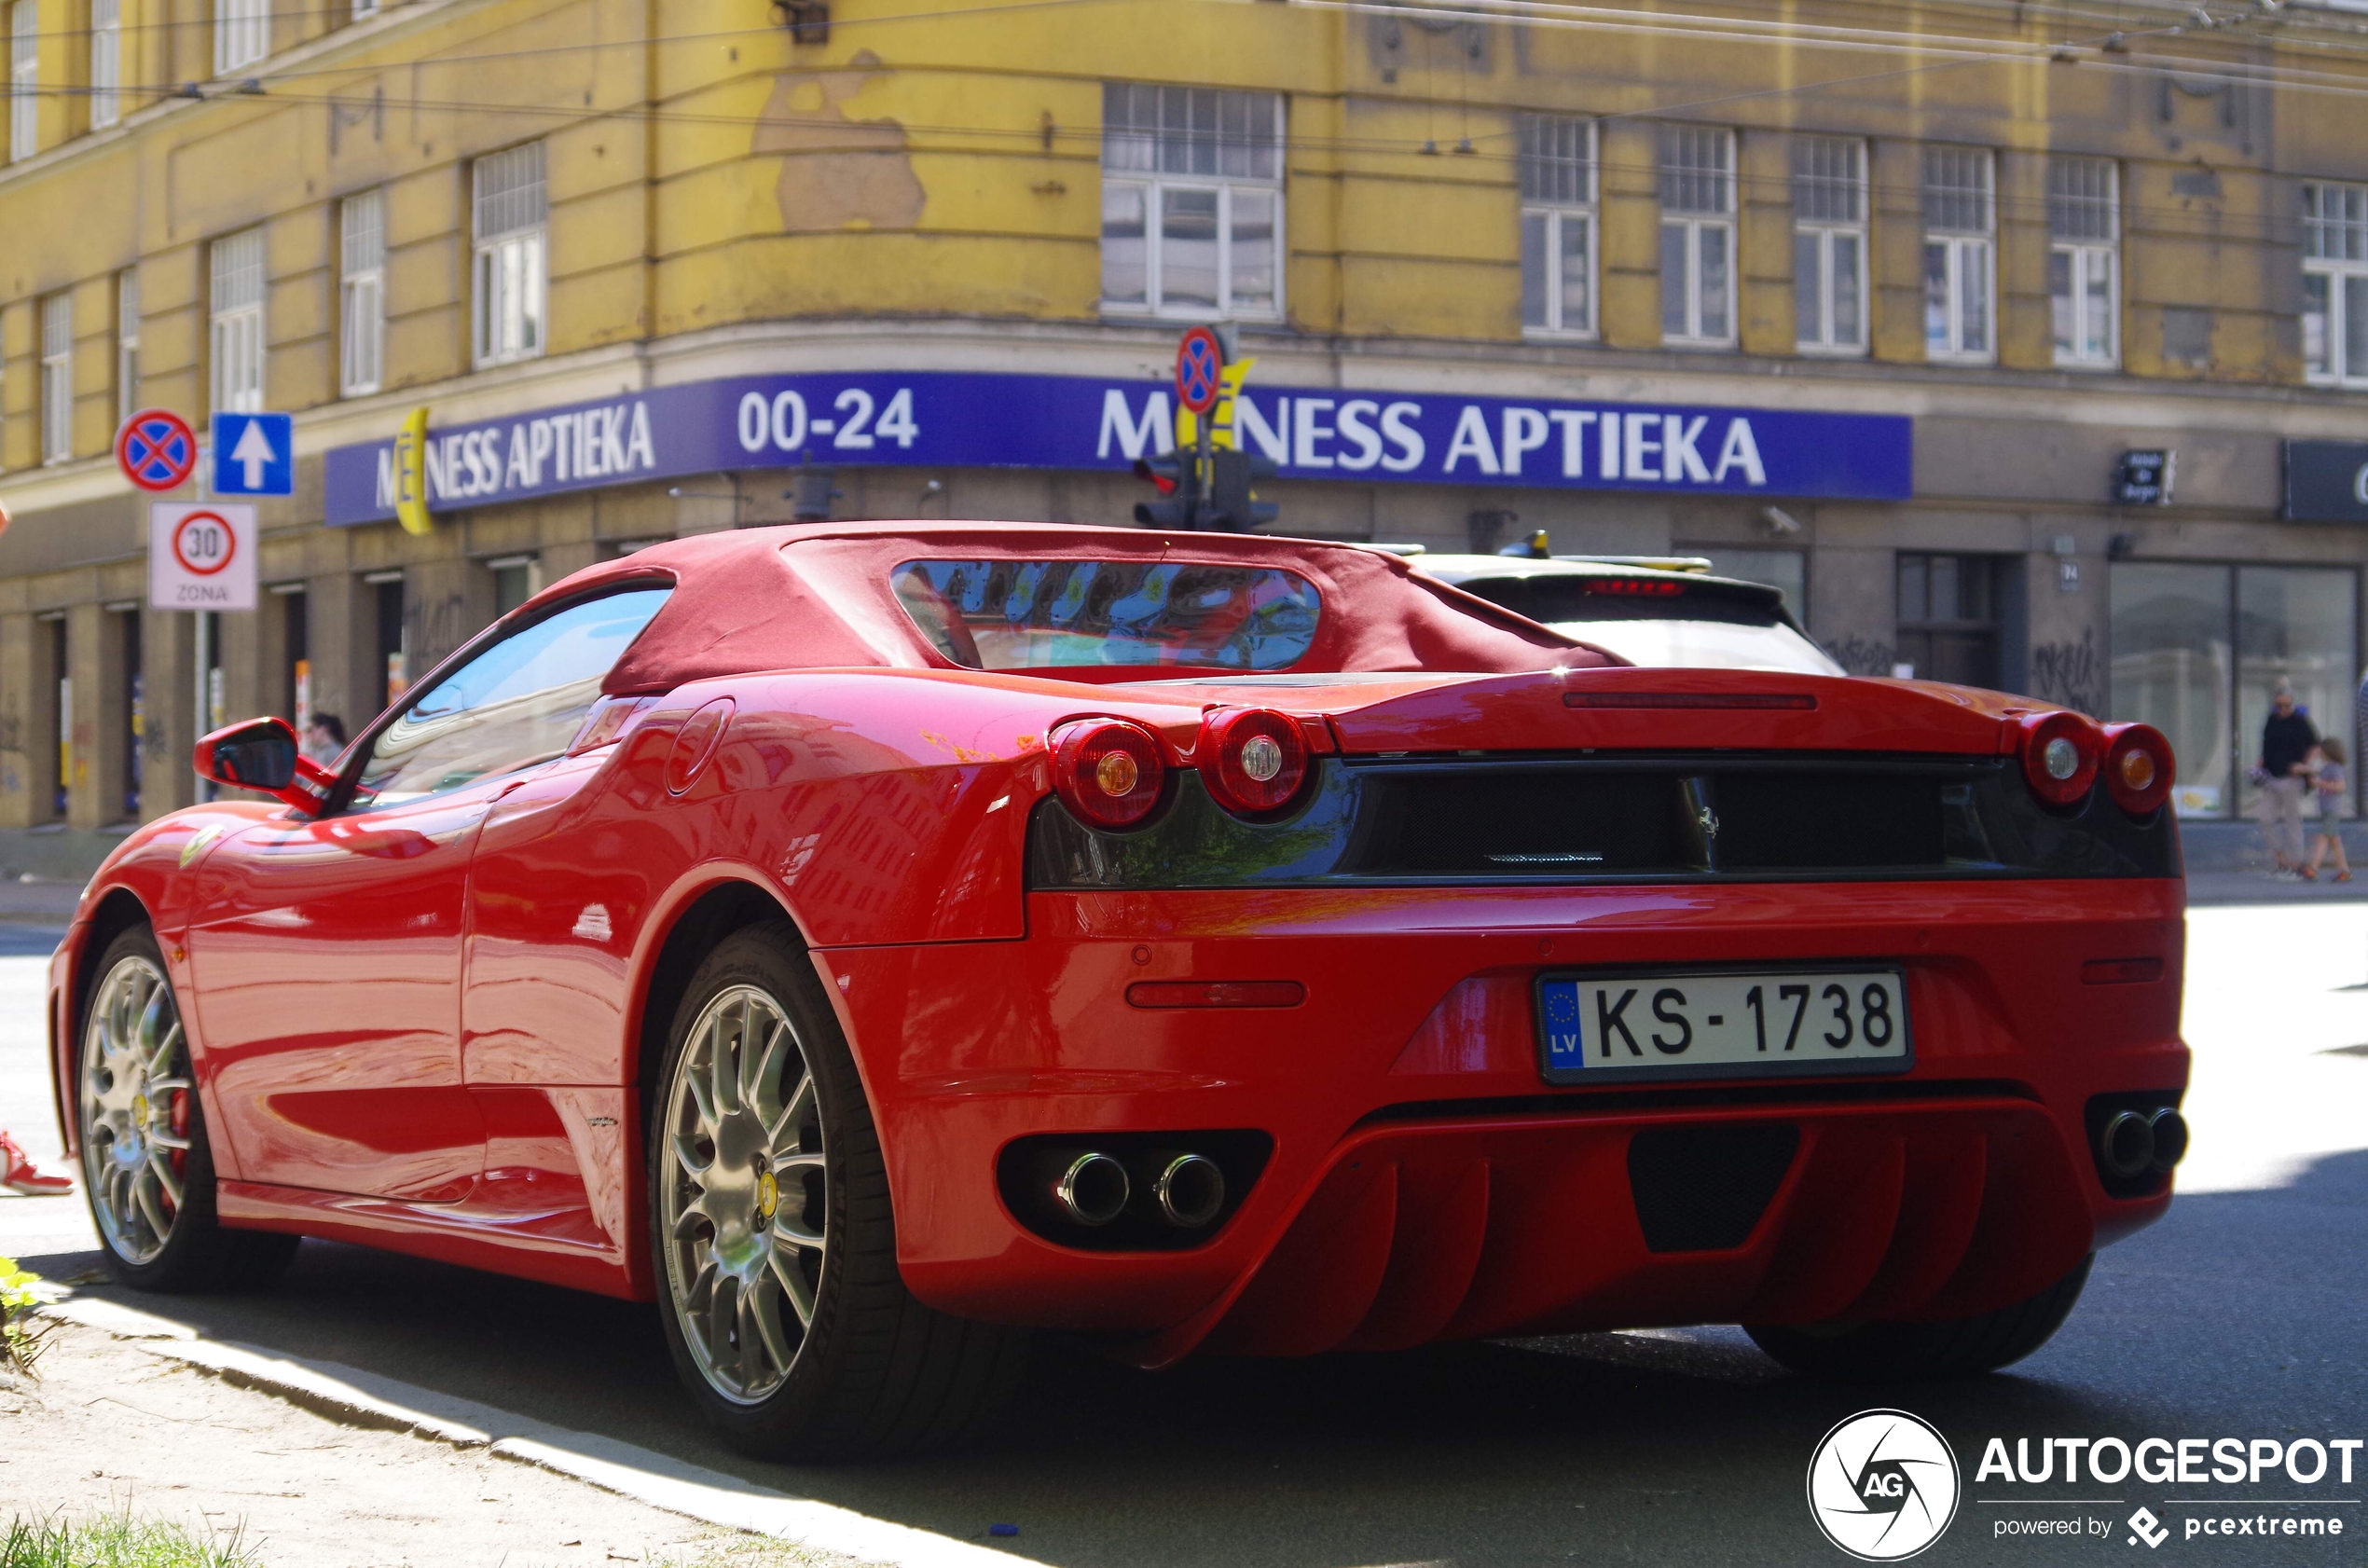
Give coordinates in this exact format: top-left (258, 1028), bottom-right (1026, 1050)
top-left (1806, 1409), bottom-right (1961, 1561)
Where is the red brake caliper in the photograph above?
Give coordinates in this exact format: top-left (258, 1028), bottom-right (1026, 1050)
top-left (167, 1091), bottom-right (190, 1215)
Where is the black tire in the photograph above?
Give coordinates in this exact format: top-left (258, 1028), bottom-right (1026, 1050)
top-left (1745, 1255), bottom-right (2093, 1382)
top-left (647, 919), bottom-right (1025, 1461)
top-left (76, 924), bottom-right (299, 1294)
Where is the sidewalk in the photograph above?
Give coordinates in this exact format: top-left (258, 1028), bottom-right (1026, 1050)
top-left (2186, 868), bottom-right (2368, 906)
top-left (1, 1317), bottom-right (837, 1568)
top-left (0, 876), bottom-right (80, 927)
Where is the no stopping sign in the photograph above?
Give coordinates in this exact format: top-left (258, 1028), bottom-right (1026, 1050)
top-left (149, 502), bottom-right (257, 611)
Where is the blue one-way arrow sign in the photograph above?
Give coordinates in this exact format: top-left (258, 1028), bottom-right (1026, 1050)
top-left (212, 412), bottom-right (295, 496)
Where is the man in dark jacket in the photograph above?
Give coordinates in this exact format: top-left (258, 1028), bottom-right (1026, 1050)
top-left (2260, 679), bottom-right (2319, 877)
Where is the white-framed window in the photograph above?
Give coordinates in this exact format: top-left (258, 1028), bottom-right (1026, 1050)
top-left (209, 227), bottom-right (266, 420)
top-left (472, 143), bottom-right (546, 367)
top-left (116, 268), bottom-right (138, 423)
top-left (89, 0), bottom-right (119, 129)
top-left (1793, 134), bottom-right (1865, 353)
top-left (1659, 125), bottom-right (1734, 347)
top-left (1519, 113), bottom-right (1595, 337)
top-left (1100, 83), bottom-right (1284, 320)
top-left (2049, 157), bottom-right (2118, 368)
top-left (215, 0), bottom-right (268, 75)
top-left (2303, 181), bottom-right (2368, 386)
top-left (340, 188), bottom-right (385, 396)
top-left (351, 0), bottom-right (379, 17)
top-left (1922, 145), bottom-right (1995, 363)
top-left (39, 293), bottom-right (71, 465)
top-left (9, 2), bottom-right (36, 163)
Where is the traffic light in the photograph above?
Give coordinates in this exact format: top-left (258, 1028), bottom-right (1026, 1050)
top-left (1130, 445), bottom-right (1282, 530)
top-left (1132, 452), bottom-right (1199, 528)
top-left (1132, 454), bottom-right (1183, 495)
top-left (1206, 449), bottom-right (1278, 530)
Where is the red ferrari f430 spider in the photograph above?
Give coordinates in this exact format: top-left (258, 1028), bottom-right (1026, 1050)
top-left (51, 523), bottom-right (2186, 1458)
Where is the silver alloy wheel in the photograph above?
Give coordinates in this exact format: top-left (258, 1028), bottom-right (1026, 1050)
top-left (78, 955), bottom-right (193, 1266)
top-left (660, 983), bottom-right (827, 1405)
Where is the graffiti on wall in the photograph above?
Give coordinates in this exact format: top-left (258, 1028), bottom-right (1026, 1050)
top-left (1821, 637), bottom-right (1899, 679)
top-left (2031, 629), bottom-right (2102, 717)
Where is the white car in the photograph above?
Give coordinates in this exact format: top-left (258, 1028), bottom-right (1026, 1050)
top-left (1408, 551), bottom-right (1844, 676)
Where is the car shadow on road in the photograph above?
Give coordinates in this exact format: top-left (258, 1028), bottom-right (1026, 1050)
top-left (21, 1146), bottom-right (2365, 1567)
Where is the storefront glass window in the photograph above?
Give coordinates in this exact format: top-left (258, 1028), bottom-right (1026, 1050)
top-left (2109, 563), bottom-right (2358, 819)
top-left (2110, 563), bottom-right (2231, 818)
top-left (2237, 567), bottom-right (2356, 821)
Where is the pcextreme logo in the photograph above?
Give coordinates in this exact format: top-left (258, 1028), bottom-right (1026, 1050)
top-left (1809, 1409), bottom-right (1963, 1561)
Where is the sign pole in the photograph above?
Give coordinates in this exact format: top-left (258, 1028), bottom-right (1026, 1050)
top-left (193, 607), bottom-right (211, 802)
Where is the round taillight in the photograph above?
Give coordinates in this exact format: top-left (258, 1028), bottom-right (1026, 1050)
top-left (2017, 710), bottom-right (2102, 807)
top-left (1197, 708), bottom-right (1311, 818)
top-left (1051, 718), bottom-right (1167, 830)
top-left (2102, 722), bottom-right (2175, 818)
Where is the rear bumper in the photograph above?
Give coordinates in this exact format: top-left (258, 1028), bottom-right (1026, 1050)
top-left (819, 877), bottom-right (2185, 1359)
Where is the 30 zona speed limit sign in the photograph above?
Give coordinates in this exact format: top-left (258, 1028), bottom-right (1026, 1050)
top-left (149, 502), bottom-right (257, 611)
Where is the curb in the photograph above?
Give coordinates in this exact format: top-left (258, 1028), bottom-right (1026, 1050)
top-left (39, 1294), bottom-right (1045, 1568)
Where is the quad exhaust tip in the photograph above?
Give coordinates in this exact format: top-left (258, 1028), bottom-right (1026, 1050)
top-left (2100, 1107), bottom-right (2187, 1181)
top-left (1153, 1152), bottom-right (1227, 1229)
top-left (1052, 1152), bottom-right (1131, 1226)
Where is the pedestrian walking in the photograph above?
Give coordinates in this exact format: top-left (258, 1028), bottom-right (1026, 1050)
top-left (2305, 738), bottom-right (2352, 883)
top-left (2257, 680), bottom-right (2319, 879)
top-left (302, 712), bottom-right (347, 770)
top-left (0, 1130), bottom-right (70, 1195)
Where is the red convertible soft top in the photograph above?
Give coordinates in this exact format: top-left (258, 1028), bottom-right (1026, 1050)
top-left (516, 522), bottom-right (1608, 695)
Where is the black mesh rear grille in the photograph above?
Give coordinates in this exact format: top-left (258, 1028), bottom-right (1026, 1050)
top-left (1627, 1123), bottom-right (1800, 1252)
top-left (1026, 751), bottom-right (2182, 890)
top-left (1377, 771), bottom-right (1693, 873)
top-left (1364, 768), bottom-right (1949, 875)
top-left (1711, 772), bottom-right (1945, 870)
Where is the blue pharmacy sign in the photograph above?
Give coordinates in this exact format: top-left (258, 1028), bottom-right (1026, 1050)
top-left (320, 372), bottom-right (1912, 527)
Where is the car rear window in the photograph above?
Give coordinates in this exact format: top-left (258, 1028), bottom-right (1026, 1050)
top-left (1462, 573), bottom-right (1790, 628)
top-left (891, 558), bottom-right (1321, 672)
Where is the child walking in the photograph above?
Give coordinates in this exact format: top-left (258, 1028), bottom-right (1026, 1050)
top-left (2305, 738), bottom-right (2351, 883)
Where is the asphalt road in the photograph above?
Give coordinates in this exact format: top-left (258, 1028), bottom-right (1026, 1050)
top-left (5, 903), bottom-right (2364, 1568)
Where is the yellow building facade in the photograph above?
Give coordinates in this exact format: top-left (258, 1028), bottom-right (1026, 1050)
top-left (4, 0), bottom-right (2368, 871)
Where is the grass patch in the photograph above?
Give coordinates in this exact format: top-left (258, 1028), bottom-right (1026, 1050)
top-left (0, 1513), bottom-right (259, 1568)
top-left (649, 1533), bottom-right (880, 1568)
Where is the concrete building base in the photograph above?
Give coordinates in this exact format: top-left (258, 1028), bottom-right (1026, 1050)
top-left (0, 824), bottom-right (136, 886)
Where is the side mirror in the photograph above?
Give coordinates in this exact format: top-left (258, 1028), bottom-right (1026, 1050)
top-left (195, 718), bottom-right (335, 812)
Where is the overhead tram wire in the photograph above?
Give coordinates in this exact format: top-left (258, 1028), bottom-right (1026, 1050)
top-left (26, 0), bottom-right (2368, 117)
top-left (4, 0), bottom-right (2323, 154)
top-left (1, 4), bottom-right (2346, 239)
top-left (0, 0), bottom-right (1131, 62)
top-left (17, 0), bottom-right (2368, 91)
top-left (71, 27), bottom-right (2366, 133)
top-left (8, 0), bottom-right (2330, 92)
top-left (1294, 0), bottom-right (2368, 113)
top-left (0, 69), bottom-right (2306, 243)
